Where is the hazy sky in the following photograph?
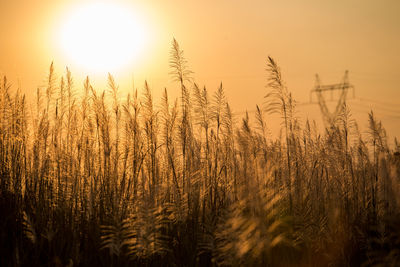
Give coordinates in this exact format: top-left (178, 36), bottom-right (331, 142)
top-left (1, 0), bottom-right (399, 137)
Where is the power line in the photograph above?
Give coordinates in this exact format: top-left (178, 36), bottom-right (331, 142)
top-left (233, 98), bottom-right (400, 117)
top-left (349, 101), bottom-right (400, 115)
top-left (348, 107), bottom-right (400, 119)
top-left (356, 97), bottom-right (400, 108)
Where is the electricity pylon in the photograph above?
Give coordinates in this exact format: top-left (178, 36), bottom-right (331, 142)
top-left (310, 70), bottom-right (355, 126)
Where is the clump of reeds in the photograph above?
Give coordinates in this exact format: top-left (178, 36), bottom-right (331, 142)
top-left (0, 39), bottom-right (399, 266)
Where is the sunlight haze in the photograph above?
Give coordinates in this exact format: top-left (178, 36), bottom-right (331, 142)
top-left (58, 2), bottom-right (150, 73)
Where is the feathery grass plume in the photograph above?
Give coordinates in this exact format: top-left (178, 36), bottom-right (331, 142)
top-left (264, 56), bottom-right (295, 213)
top-left (108, 75), bottom-right (120, 149)
top-left (192, 83), bottom-right (210, 198)
top-left (108, 74), bottom-right (122, 193)
top-left (141, 81), bottom-right (159, 203)
top-left (234, 111), bottom-right (254, 198)
top-left (255, 105), bottom-right (267, 138)
top-left (221, 102), bottom-right (236, 199)
top-left (77, 77), bottom-right (91, 166)
top-left (336, 103), bottom-right (358, 206)
top-left (223, 103), bottom-right (234, 139)
top-left (255, 104), bottom-right (270, 163)
top-left (123, 89), bottom-right (144, 202)
top-left (64, 68), bottom-right (77, 155)
top-left (168, 36), bottom-right (193, 123)
top-left (0, 76), bottom-right (14, 137)
top-left (208, 82), bottom-right (226, 212)
top-left (192, 83), bottom-right (210, 131)
top-left (160, 88), bottom-right (181, 202)
top-left (367, 111), bottom-right (390, 219)
top-left (368, 111), bottom-right (387, 154)
top-left (169, 38), bottom-right (194, 201)
top-left (45, 62), bottom-right (56, 114)
top-left (169, 38), bottom-right (193, 84)
top-left (212, 83), bottom-right (226, 130)
top-left (65, 67), bottom-right (75, 104)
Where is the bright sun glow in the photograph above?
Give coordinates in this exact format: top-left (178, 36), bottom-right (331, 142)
top-left (59, 2), bottom-right (148, 73)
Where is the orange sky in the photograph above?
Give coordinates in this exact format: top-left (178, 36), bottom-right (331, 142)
top-left (1, 0), bottom-right (399, 139)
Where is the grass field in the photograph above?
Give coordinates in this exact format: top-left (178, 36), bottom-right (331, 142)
top-left (1, 40), bottom-right (400, 266)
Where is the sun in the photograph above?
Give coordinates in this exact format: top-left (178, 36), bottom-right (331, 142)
top-left (59, 2), bottom-right (148, 73)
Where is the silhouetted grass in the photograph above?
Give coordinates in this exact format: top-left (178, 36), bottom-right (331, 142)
top-left (0, 40), bottom-right (400, 266)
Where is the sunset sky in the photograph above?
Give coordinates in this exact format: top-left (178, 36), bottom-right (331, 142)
top-left (1, 0), bottom-right (399, 137)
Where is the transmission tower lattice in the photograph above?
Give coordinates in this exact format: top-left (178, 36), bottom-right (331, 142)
top-left (310, 71), bottom-right (355, 126)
